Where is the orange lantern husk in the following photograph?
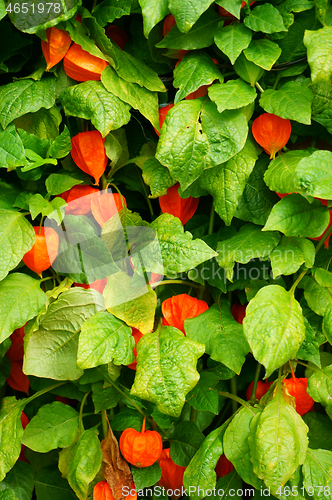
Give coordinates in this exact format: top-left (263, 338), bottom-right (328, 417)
top-left (119, 417), bottom-right (162, 468)
top-left (61, 185), bottom-right (100, 215)
top-left (91, 191), bottom-right (127, 226)
top-left (252, 113), bottom-right (291, 159)
top-left (63, 43), bottom-right (108, 81)
top-left (246, 380), bottom-right (272, 401)
top-left (105, 25), bottom-right (129, 50)
top-left (215, 454), bottom-right (234, 479)
top-left (74, 278), bottom-right (108, 294)
top-left (22, 227), bottom-right (59, 275)
top-left (161, 294), bottom-right (209, 334)
top-left (127, 328), bottom-right (144, 370)
top-left (159, 183), bottom-right (199, 225)
top-left (284, 377), bottom-right (314, 416)
top-left (158, 448), bottom-right (186, 491)
top-left (41, 26), bottom-right (72, 70)
top-left (71, 130), bottom-right (108, 185)
top-left (154, 103), bottom-right (174, 136)
top-left (7, 360), bottom-right (30, 394)
top-left (6, 326), bottom-right (25, 361)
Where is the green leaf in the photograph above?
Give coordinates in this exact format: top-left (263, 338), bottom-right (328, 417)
top-left (169, 0), bottom-right (215, 33)
top-left (198, 137), bottom-right (259, 225)
top-left (299, 276), bottom-right (332, 317)
top-left (270, 236), bottom-right (315, 278)
top-left (142, 157), bottom-right (174, 198)
top-left (8, 0), bottom-right (80, 34)
top-left (307, 365), bottom-right (332, 406)
top-left (249, 392), bottom-right (308, 495)
top-left (131, 462), bottom-right (162, 490)
top-left (216, 224), bottom-right (280, 281)
top-left (0, 128), bottom-right (26, 169)
top-left (0, 273), bottom-right (46, 344)
top-left (214, 23), bottom-right (252, 65)
top-left (58, 428), bottom-right (103, 500)
top-left (236, 156), bottom-right (279, 226)
top-left (244, 39), bottom-right (281, 70)
top-left (186, 372), bottom-right (220, 414)
top-left (259, 81), bottom-right (313, 125)
top-left (77, 311), bottom-right (134, 369)
top-left (0, 461), bottom-right (34, 500)
top-left (156, 100), bottom-right (248, 190)
top-left (14, 106), bottom-right (62, 141)
top-left (244, 4), bottom-right (286, 33)
top-left (139, 0), bottom-right (169, 38)
top-left (263, 194), bottom-right (330, 237)
top-left (170, 421), bottom-right (205, 467)
top-left (131, 326), bottom-right (205, 417)
top-left (174, 51), bottom-right (223, 104)
top-left (60, 81), bottom-right (131, 138)
top-left (101, 65), bottom-right (159, 130)
top-left (294, 150), bottom-right (332, 198)
top-left (156, 9), bottom-right (221, 50)
top-left (48, 126), bottom-right (72, 159)
top-left (0, 210), bottom-right (35, 281)
top-left (208, 79), bottom-right (256, 114)
top-left (311, 81), bottom-right (332, 134)
top-left (233, 52), bottom-right (265, 86)
top-left (0, 78), bottom-right (56, 130)
top-left (53, 215), bottom-right (118, 284)
top-left (302, 412), bottom-right (332, 450)
top-left (92, 380), bottom-right (120, 412)
top-left (22, 402), bottom-right (79, 453)
top-left (183, 424), bottom-right (224, 500)
top-left (0, 0), bottom-right (6, 21)
top-left (34, 465), bottom-right (77, 500)
top-left (146, 214), bottom-right (217, 275)
top-left (215, 471), bottom-right (243, 500)
top-left (297, 318), bottom-right (321, 366)
top-left (0, 181), bottom-right (20, 210)
top-left (185, 302), bottom-right (250, 374)
top-left (104, 272), bottom-right (156, 334)
top-left (302, 448), bottom-right (332, 496)
top-left (0, 397), bottom-right (25, 481)
top-left (304, 27), bottom-right (332, 84)
top-left (314, 268), bottom-right (332, 288)
top-left (264, 150), bottom-right (311, 195)
top-left (91, 0), bottom-right (131, 27)
top-left (24, 289), bottom-right (105, 381)
top-left (45, 173), bottom-right (88, 196)
top-left (216, 0), bottom-right (243, 18)
top-left (223, 406), bottom-right (264, 489)
top-left (243, 285), bottom-right (306, 377)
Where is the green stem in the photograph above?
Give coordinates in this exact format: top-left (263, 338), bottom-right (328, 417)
top-left (79, 392), bottom-right (90, 432)
top-left (273, 72), bottom-right (282, 90)
top-left (100, 174), bottom-right (108, 191)
top-left (208, 202), bottom-right (215, 235)
top-left (92, 0), bottom-right (98, 11)
top-left (249, 363), bottom-right (262, 403)
top-left (218, 391), bottom-right (255, 414)
top-left (151, 279), bottom-right (202, 289)
top-left (230, 376), bottom-right (238, 413)
top-left (255, 82), bottom-right (264, 93)
top-left (102, 410), bottom-right (108, 439)
top-left (23, 382), bottom-right (65, 406)
top-left (293, 359), bottom-right (321, 373)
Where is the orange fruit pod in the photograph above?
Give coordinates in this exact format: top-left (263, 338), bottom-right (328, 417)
top-left (93, 480), bottom-right (137, 500)
top-left (74, 278), bottom-right (108, 294)
top-left (252, 113), bottom-right (291, 159)
top-left (215, 454), bottom-right (234, 479)
top-left (127, 328), bottom-right (144, 370)
top-left (161, 294), bottom-right (209, 334)
top-left (6, 326), bottom-right (25, 361)
top-left (41, 26), bottom-right (72, 70)
top-left (105, 25), bottom-right (129, 50)
top-left (91, 191), bottom-right (127, 226)
top-left (231, 303), bottom-right (247, 325)
top-left (154, 103), bottom-right (174, 137)
top-left (18, 412), bottom-right (30, 462)
top-left (246, 380), bottom-right (272, 401)
top-left (59, 185), bottom-right (100, 215)
top-left (23, 226), bottom-right (59, 275)
top-left (71, 131), bottom-right (108, 185)
top-left (158, 448), bottom-right (186, 491)
top-left (7, 360), bottom-right (30, 394)
top-left (284, 377), bottom-right (314, 416)
top-left (119, 417), bottom-right (162, 468)
top-left (63, 43), bottom-right (108, 81)
top-left (159, 183), bottom-right (199, 226)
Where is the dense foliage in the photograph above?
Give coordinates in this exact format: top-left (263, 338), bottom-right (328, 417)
top-left (1, 0), bottom-right (332, 499)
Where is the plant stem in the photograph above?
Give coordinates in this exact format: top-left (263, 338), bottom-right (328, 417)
top-left (100, 174), bottom-right (108, 191)
top-left (293, 359), bottom-right (321, 373)
top-left (151, 279), bottom-right (202, 289)
top-left (218, 391), bottom-right (256, 414)
top-left (273, 72), bottom-right (282, 90)
top-left (79, 392), bottom-right (90, 432)
top-left (208, 202), bottom-right (215, 235)
top-left (255, 82), bottom-right (264, 93)
top-left (230, 376), bottom-right (238, 413)
top-left (24, 382), bottom-right (65, 406)
top-left (249, 363), bottom-right (262, 403)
